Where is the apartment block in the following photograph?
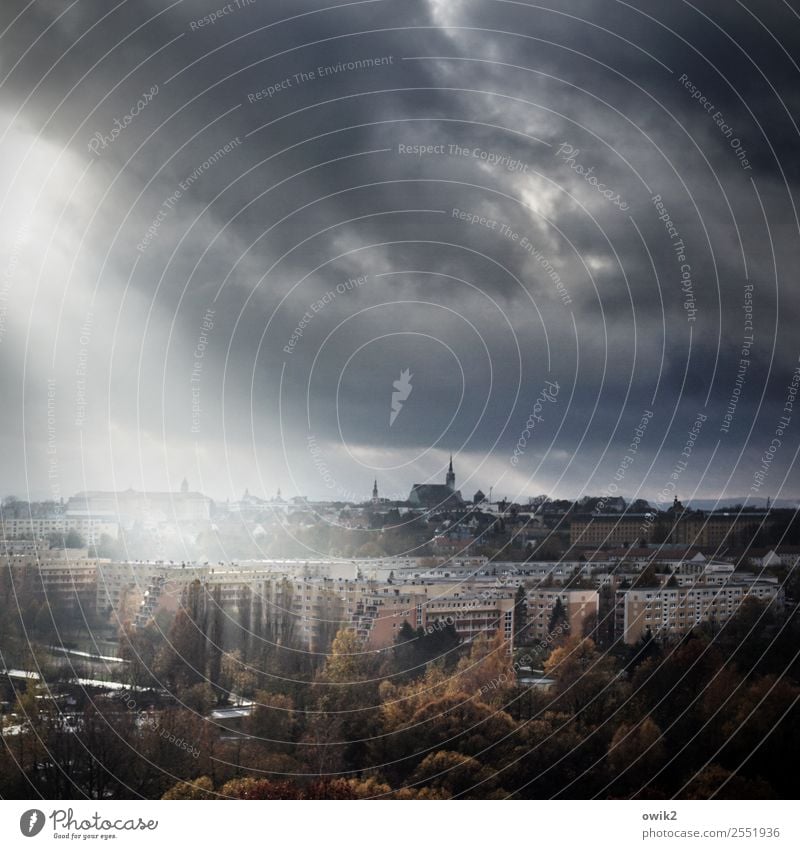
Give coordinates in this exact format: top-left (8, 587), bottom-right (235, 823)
top-left (525, 588), bottom-right (599, 641)
top-left (570, 512), bottom-right (770, 548)
top-left (569, 515), bottom-right (649, 546)
top-left (615, 580), bottom-right (782, 644)
top-left (1, 516), bottom-right (118, 544)
top-left (2, 554), bottom-right (100, 610)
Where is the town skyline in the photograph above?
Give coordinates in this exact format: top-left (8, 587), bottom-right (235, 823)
top-left (2, 0), bottom-right (800, 812)
top-left (3, 0), bottom-right (800, 513)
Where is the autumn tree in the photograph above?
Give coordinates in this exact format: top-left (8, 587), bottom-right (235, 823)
top-left (408, 750), bottom-right (504, 799)
top-left (156, 581), bottom-right (207, 693)
top-left (305, 627), bottom-right (381, 774)
top-left (119, 622), bottom-right (161, 690)
top-left (321, 627), bottom-right (376, 685)
top-left (544, 636), bottom-right (622, 722)
top-left (246, 691), bottom-right (296, 749)
top-left (162, 776), bottom-right (216, 800)
top-left (448, 631), bottom-right (514, 704)
top-left (606, 716), bottom-right (667, 797)
top-left (206, 585), bottom-right (224, 701)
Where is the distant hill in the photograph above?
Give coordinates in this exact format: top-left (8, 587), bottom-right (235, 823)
top-left (686, 498), bottom-right (799, 511)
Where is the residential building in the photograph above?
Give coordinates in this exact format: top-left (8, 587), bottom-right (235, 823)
top-left (615, 579), bottom-right (783, 644)
top-left (525, 588), bottom-right (599, 641)
top-left (67, 487), bottom-right (211, 529)
top-left (0, 516), bottom-right (118, 544)
top-left (2, 554), bottom-right (101, 610)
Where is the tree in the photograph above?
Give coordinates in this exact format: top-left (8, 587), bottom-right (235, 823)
top-left (543, 636), bottom-right (621, 721)
top-left (206, 585), bottom-right (224, 700)
top-left (156, 581), bottom-right (207, 692)
top-left (311, 628), bottom-right (381, 774)
top-left (321, 627), bottom-right (375, 685)
top-left (409, 750), bottom-right (503, 799)
top-left (393, 620), bottom-right (419, 678)
top-left (379, 692), bottom-right (518, 787)
top-left (33, 602), bottom-right (55, 638)
top-left (607, 716), bottom-right (667, 796)
top-left (392, 619), bottom-right (461, 680)
top-left (162, 776), bottom-right (215, 800)
top-left (238, 585), bottom-right (251, 662)
top-left (218, 777), bottom-right (304, 799)
top-left (626, 628), bottom-right (661, 673)
top-left (514, 585), bottom-right (529, 645)
top-left (548, 597), bottom-right (567, 635)
top-left (64, 529), bottom-right (85, 549)
top-left (448, 631), bottom-right (514, 704)
top-left (247, 692), bottom-right (296, 748)
top-left (679, 765), bottom-right (772, 800)
top-left (90, 532), bottom-right (120, 558)
top-left (633, 563), bottom-right (660, 587)
top-left (119, 622), bottom-right (161, 690)
top-left (220, 649), bottom-right (257, 700)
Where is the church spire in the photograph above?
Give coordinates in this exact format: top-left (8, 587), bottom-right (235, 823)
top-left (446, 455), bottom-right (455, 491)
top-left (372, 479), bottom-right (379, 503)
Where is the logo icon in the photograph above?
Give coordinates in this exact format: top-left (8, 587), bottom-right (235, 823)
top-left (20, 810), bottom-right (45, 837)
top-left (389, 368), bottom-right (413, 426)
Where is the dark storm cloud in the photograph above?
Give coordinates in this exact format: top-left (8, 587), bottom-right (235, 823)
top-left (1, 0), bottom-right (798, 503)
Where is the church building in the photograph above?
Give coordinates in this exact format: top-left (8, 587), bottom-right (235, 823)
top-left (408, 455), bottom-right (464, 509)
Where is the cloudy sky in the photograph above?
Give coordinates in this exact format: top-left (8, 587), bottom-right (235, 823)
top-left (1, 0), bottom-right (799, 505)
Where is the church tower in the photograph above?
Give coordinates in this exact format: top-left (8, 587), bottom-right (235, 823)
top-left (372, 479), bottom-right (379, 503)
top-left (446, 455), bottom-right (455, 491)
